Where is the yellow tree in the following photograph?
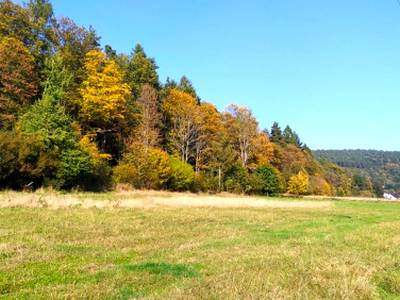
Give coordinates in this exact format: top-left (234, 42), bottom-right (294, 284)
top-left (78, 50), bottom-right (130, 155)
top-left (223, 104), bottom-right (259, 168)
top-left (287, 171), bottom-right (309, 197)
top-left (251, 132), bottom-right (274, 169)
top-left (195, 102), bottom-right (223, 173)
top-left (79, 50), bottom-right (130, 132)
top-left (162, 89), bottom-right (200, 163)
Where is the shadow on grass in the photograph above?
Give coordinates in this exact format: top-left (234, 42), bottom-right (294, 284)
top-left (123, 262), bottom-right (199, 278)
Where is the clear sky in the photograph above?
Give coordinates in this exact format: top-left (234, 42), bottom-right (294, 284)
top-left (26, 1), bottom-right (400, 150)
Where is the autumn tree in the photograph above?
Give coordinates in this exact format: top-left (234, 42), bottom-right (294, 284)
top-left (78, 50), bottom-right (130, 158)
top-left (0, 0), bottom-right (31, 42)
top-left (0, 37), bottom-right (38, 128)
top-left (162, 89), bottom-right (200, 163)
top-left (53, 17), bottom-right (100, 116)
top-left (0, 0), bottom-right (56, 75)
top-left (26, 0), bottom-right (57, 74)
top-left (79, 51), bottom-right (129, 130)
top-left (194, 102), bottom-right (223, 173)
top-left (223, 104), bottom-right (259, 168)
top-left (309, 176), bottom-right (331, 196)
top-left (251, 132), bottom-right (274, 168)
top-left (287, 171), bottom-right (309, 197)
top-left (136, 83), bottom-right (160, 151)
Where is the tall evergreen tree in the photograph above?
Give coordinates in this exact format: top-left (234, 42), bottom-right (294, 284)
top-left (270, 122), bottom-right (284, 147)
top-left (178, 76), bottom-right (200, 104)
top-left (283, 125), bottom-right (302, 148)
top-left (127, 44), bottom-right (160, 99)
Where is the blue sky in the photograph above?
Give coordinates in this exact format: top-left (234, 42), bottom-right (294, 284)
top-left (26, 1), bottom-right (400, 150)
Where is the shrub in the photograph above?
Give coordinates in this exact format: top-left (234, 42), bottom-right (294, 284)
top-left (224, 163), bottom-right (250, 194)
top-left (167, 156), bottom-right (195, 191)
top-left (114, 143), bottom-right (174, 190)
top-left (254, 164), bottom-right (283, 196)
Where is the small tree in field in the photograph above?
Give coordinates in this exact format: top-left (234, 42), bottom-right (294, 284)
top-left (287, 171), bottom-right (309, 197)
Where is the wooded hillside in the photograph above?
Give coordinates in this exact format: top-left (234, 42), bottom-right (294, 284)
top-left (314, 150), bottom-right (400, 196)
top-left (0, 0), bottom-right (384, 198)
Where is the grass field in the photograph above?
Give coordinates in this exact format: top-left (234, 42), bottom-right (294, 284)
top-left (1, 191), bottom-right (400, 299)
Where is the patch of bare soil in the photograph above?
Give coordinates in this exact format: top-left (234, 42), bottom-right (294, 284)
top-left (0, 191), bottom-right (332, 209)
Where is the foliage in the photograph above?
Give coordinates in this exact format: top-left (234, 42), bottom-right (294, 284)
top-left (136, 83), bottom-right (160, 150)
top-left (126, 44), bottom-right (160, 99)
top-left (79, 50), bottom-right (130, 131)
top-left (270, 122), bottom-right (284, 147)
top-left (17, 93), bottom-right (95, 189)
top-left (287, 171), bottom-right (309, 197)
top-left (114, 142), bottom-right (171, 190)
top-left (162, 89), bottom-right (200, 163)
top-left (0, 37), bottom-right (38, 128)
top-left (314, 149), bottom-right (400, 196)
top-left (283, 125), bottom-right (302, 148)
top-left (0, 0), bottom-right (367, 194)
top-left (178, 76), bottom-right (200, 103)
top-left (254, 164), bottom-right (283, 196)
top-left (167, 155), bottom-right (195, 191)
top-left (223, 104), bottom-right (259, 168)
top-left (224, 163), bottom-right (250, 194)
top-left (0, 130), bottom-right (58, 189)
top-left (308, 176), bottom-right (331, 196)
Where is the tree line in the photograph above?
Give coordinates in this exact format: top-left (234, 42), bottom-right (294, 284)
top-left (314, 150), bottom-right (400, 196)
top-left (0, 0), bottom-right (381, 197)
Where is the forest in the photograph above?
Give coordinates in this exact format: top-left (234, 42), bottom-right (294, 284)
top-left (0, 0), bottom-right (383, 197)
top-left (314, 150), bottom-right (400, 196)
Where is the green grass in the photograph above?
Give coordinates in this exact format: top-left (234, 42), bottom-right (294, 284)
top-left (1, 194), bottom-right (400, 299)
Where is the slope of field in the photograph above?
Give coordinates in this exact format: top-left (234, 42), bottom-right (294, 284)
top-left (1, 191), bottom-right (399, 298)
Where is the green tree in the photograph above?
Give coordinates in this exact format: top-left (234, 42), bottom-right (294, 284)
top-left (18, 92), bottom-right (93, 189)
top-left (127, 44), bottom-right (160, 99)
top-left (168, 155), bottom-right (195, 191)
top-left (254, 164), bottom-right (283, 196)
top-left (270, 122), bottom-right (284, 147)
top-left (178, 76), bottom-right (200, 104)
top-left (283, 125), bottom-right (302, 148)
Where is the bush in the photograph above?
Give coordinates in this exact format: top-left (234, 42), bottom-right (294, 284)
top-left (0, 131), bottom-right (58, 189)
top-left (114, 143), bottom-right (184, 191)
top-left (254, 164), bottom-right (283, 196)
top-left (224, 163), bottom-right (250, 194)
top-left (167, 156), bottom-right (195, 191)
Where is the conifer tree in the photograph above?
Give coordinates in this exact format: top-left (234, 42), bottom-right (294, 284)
top-left (270, 122), bottom-right (285, 147)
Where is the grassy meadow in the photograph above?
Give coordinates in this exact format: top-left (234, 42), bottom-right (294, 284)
top-left (0, 191), bottom-right (400, 299)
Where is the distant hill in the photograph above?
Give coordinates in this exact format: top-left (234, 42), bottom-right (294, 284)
top-left (313, 150), bottom-right (400, 193)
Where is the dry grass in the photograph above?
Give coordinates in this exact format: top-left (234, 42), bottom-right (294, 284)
top-left (0, 191), bottom-right (399, 299)
top-left (0, 189), bottom-right (332, 209)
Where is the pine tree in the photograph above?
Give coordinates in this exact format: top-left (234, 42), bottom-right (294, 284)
top-left (270, 122), bottom-right (285, 147)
